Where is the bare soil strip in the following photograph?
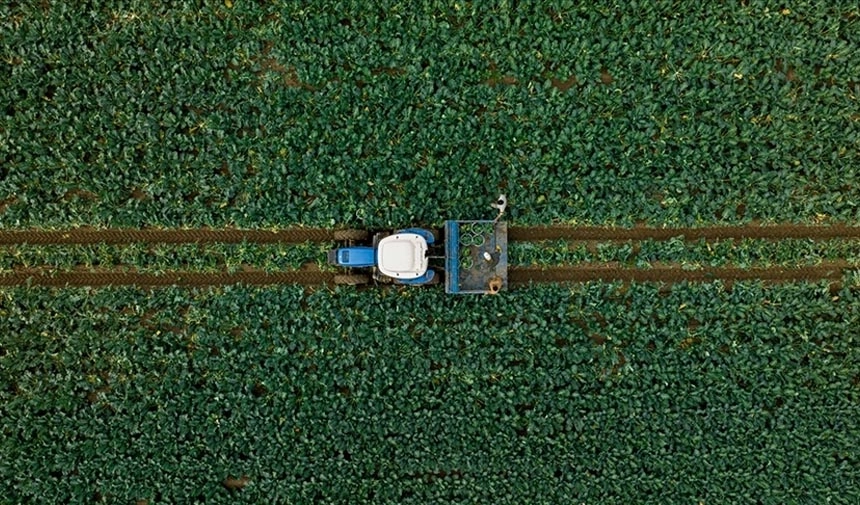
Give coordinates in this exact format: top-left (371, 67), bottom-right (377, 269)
top-left (0, 262), bottom-right (852, 288)
top-left (0, 228), bottom-right (334, 245)
top-left (509, 261), bottom-right (852, 285)
top-left (0, 223), bottom-right (858, 245)
top-left (509, 224), bottom-right (860, 242)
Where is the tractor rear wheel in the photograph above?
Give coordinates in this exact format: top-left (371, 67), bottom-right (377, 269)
top-left (427, 269), bottom-right (442, 285)
top-left (333, 274), bottom-right (371, 286)
top-left (333, 229), bottom-right (370, 241)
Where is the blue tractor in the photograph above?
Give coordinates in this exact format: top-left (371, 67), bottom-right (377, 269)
top-left (328, 219), bottom-right (509, 294)
top-left (328, 227), bottom-right (440, 286)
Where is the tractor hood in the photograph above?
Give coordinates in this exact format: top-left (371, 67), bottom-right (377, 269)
top-left (376, 233), bottom-right (428, 280)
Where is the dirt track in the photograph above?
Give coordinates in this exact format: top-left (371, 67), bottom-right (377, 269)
top-left (0, 225), bottom-right (855, 288)
top-left (509, 224), bottom-right (860, 241)
top-left (0, 262), bottom-right (852, 288)
top-left (0, 223), bottom-right (858, 245)
top-left (0, 228), bottom-right (334, 245)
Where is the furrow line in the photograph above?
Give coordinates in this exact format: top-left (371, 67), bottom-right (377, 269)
top-left (509, 224), bottom-right (860, 241)
top-left (0, 223), bottom-right (858, 245)
top-left (0, 228), bottom-right (335, 245)
top-left (0, 262), bottom-right (853, 288)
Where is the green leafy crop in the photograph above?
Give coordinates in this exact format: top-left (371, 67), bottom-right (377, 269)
top-left (510, 238), bottom-right (860, 268)
top-left (2, 2), bottom-right (859, 503)
top-left (1, 283), bottom-right (858, 503)
top-left (2, 1), bottom-right (859, 229)
top-left (0, 242), bottom-right (330, 273)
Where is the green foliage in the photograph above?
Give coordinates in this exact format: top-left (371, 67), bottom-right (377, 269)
top-left (510, 238), bottom-right (860, 268)
top-left (2, 2), bottom-right (860, 502)
top-left (0, 242), bottom-right (330, 273)
top-left (2, 1), bottom-right (859, 228)
top-left (1, 283), bottom-right (858, 503)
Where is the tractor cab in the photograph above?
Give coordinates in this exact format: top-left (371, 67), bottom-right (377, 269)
top-left (376, 233), bottom-right (429, 280)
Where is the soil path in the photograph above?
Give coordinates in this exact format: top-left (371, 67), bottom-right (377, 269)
top-left (0, 262), bottom-right (851, 288)
top-left (509, 224), bottom-right (860, 241)
top-left (0, 228), bottom-right (334, 245)
top-left (0, 223), bottom-right (857, 245)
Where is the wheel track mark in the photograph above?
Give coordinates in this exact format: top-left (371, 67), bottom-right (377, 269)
top-left (0, 262), bottom-right (853, 288)
top-left (509, 224), bottom-right (860, 241)
top-left (0, 228), bottom-right (335, 245)
top-left (0, 224), bottom-right (858, 245)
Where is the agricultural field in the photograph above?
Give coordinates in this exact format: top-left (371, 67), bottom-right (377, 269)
top-left (3, 0), bottom-right (859, 229)
top-left (2, 1), bottom-right (860, 504)
top-left (3, 283), bottom-right (859, 503)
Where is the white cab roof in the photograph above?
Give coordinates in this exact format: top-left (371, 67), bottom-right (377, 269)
top-left (377, 233), bottom-right (428, 279)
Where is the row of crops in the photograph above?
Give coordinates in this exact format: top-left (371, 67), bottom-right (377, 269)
top-left (0, 238), bottom-right (858, 274)
top-left (2, 283), bottom-right (858, 503)
top-left (0, 242), bottom-right (330, 274)
top-left (510, 237), bottom-right (860, 268)
top-left (2, 1), bottom-right (859, 229)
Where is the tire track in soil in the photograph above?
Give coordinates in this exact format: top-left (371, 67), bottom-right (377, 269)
top-left (0, 228), bottom-right (335, 245)
top-left (0, 262), bottom-right (852, 288)
top-left (509, 261), bottom-right (853, 285)
top-left (0, 223), bottom-right (858, 245)
top-left (509, 224), bottom-right (860, 242)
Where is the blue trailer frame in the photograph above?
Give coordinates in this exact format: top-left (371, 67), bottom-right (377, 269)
top-left (444, 220), bottom-right (508, 294)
